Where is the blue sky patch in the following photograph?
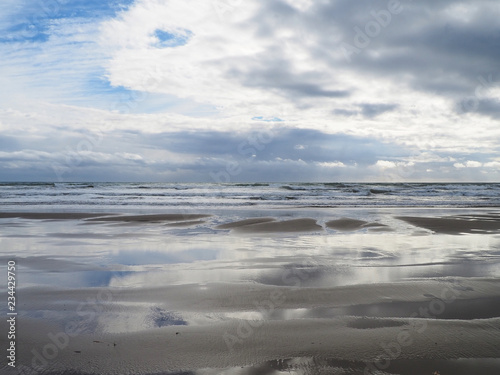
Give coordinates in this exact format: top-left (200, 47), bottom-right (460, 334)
top-left (154, 29), bottom-right (192, 48)
top-left (1, 0), bottom-right (135, 44)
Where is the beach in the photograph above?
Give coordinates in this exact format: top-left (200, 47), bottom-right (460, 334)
top-left (4, 0), bottom-right (500, 371)
top-left (1, 200), bottom-right (500, 374)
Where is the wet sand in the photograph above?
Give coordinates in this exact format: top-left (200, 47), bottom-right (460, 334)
top-left (86, 213), bottom-right (212, 222)
top-left (396, 214), bottom-right (500, 234)
top-left (2, 210), bottom-right (500, 233)
top-left (1, 209), bottom-right (500, 374)
top-left (326, 217), bottom-right (389, 231)
top-left (227, 218), bottom-right (323, 233)
top-left (0, 212), bottom-right (113, 220)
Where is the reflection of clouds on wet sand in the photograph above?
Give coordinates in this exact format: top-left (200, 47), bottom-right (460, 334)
top-left (2, 209), bottom-right (500, 373)
top-left (3, 210), bottom-right (500, 289)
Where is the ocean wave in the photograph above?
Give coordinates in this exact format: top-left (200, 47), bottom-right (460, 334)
top-left (369, 189), bottom-right (391, 194)
top-left (281, 185), bottom-right (308, 191)
top-left (1, 183), bottom-right (500, 209)
top-left (234, 183), bottom-right (270, 187)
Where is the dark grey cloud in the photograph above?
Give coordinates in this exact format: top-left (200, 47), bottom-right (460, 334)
top-left (234, 0), bottom-right (500, 104)
top-left (468, 98), bottom-right (500, 119)
top-left (333, 108), bottom-right (358, 117)
top-left (361, 103), bottom-right (398, 117)
top-left (144, 127), bottom-right (404, 166)
top-left (0, 127), bottom-right (411, 182)
top-left (333, 103), bottom-right (399, 118)
top-left (4, 121), bottom-right (499, 182)
top-left (333, 0), bottom-right (500, 97)
top-left (226, 57), bottom-right (350, 101)
top-left (279, 83), bottom-right (349, 98)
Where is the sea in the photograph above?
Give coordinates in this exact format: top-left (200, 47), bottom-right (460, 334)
top-left (0, 182), bottom-right (499, 211)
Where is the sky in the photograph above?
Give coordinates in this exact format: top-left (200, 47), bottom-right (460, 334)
top-left (0, 0), bottom-right (499, 182)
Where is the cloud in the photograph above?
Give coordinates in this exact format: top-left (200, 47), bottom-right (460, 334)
top-left (454, 160), bottom-right (483, 169)
top-left (375, 160), bottom-right (397, 169)
top-left (141, 128), bottom-right (404, 167)
top-left (1, 0), bottom-right (500, 182)
top-left (360, 103), bottom-right (398, 118)
top-left (317, 161), bottom-right (346, 168)
top-left (484, 161), bottom-right (500, 168)
top-left (333, 103), bottom-right (399, 118)
top-left (473, 98), bottom-right (500, 119)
